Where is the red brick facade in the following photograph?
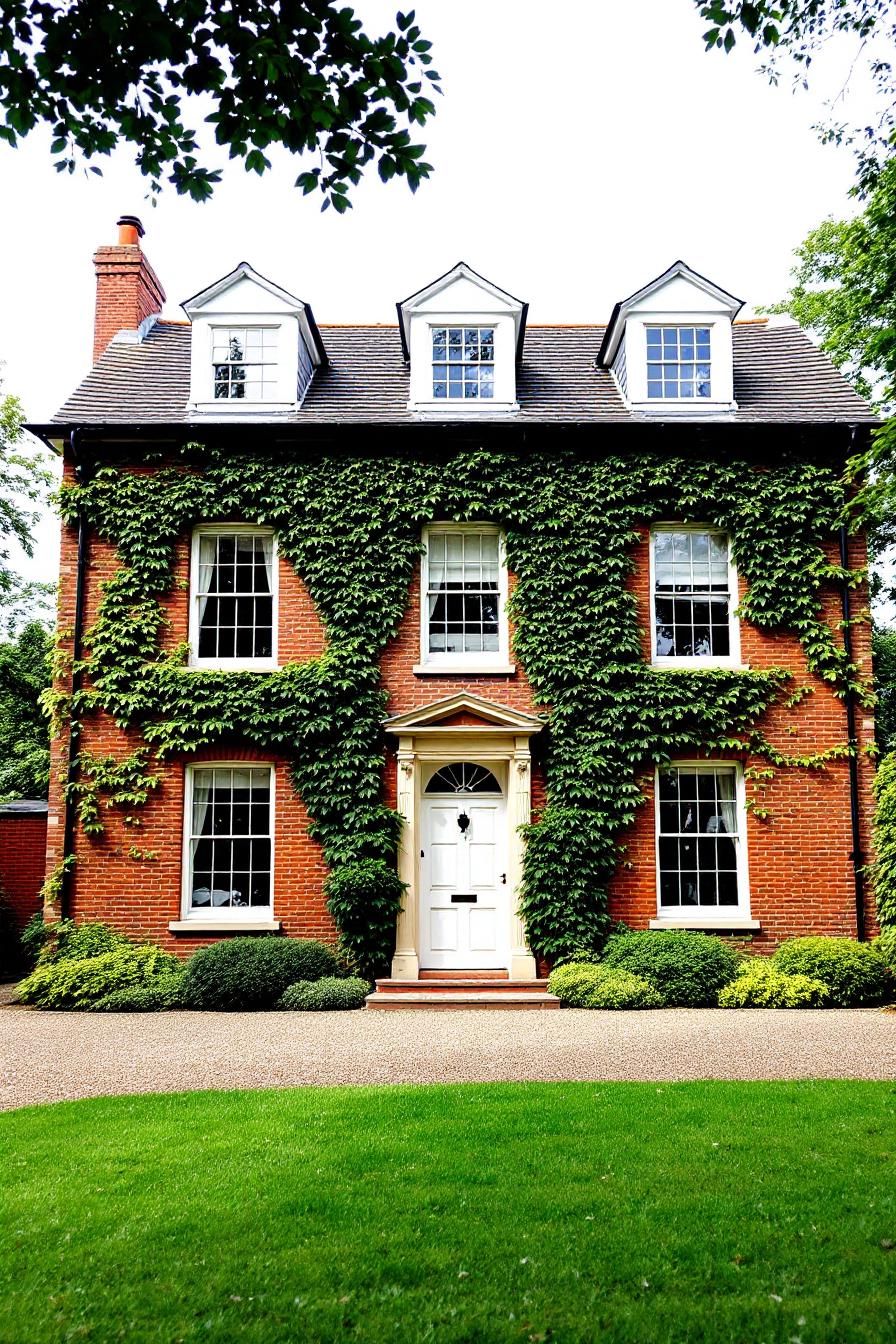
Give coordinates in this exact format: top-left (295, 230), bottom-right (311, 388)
top-left (45, 465), bottom-right (875, 958)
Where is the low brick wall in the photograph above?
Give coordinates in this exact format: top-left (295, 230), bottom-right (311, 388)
top-left (0, 804), bottom-right (48, 932)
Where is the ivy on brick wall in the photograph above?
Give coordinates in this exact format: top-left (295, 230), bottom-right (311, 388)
top-left (54, 442), bottom-right (865, 972)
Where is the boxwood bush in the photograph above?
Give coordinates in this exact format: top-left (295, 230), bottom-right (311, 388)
top-left (718, 959), bottom-right (829, 1008)
top-left (179, 937), bottom-right (338, 1010)
top-left (548, 962), bottom-right (663, 1009)
top-left (278, 976), bottom-right (370, 1011)
top-left (90, 973), bottom-right (185, 1013)
top-left (600, 930), bottom-right (739, 1007)
top-left (17, 944), bottom-right (181, 1010)
top-left (772, 937), bottom-right (891, 1007)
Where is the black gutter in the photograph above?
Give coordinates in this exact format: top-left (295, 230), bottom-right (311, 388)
top-left (839, 520), bottom-right (867, 940)
top-left (59, 429), bottom-right (90, 917)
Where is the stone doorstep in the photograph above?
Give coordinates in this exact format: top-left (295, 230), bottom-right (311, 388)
top-left (374, 978), bottom-right (551, 993)
top-left (365, 991), bottom-right (561, 1010)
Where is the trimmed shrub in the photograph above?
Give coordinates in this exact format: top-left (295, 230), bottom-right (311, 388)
top-left (37, 919), bottom-right (130, 966)
top-left (17, 944), bottom-right (181, 1010)
top-left (718, 959), bottom-right (829, 1008)
top-left (324, 860), bottom-right (405, 979)
top-left (772, 937), bottom-right (891, 1007)
top-left (90, 973), bottom-right (185, 1013)
top-left (278, 977), bottom-right (370, 1011)
top-left (19, 911), bottom-right (49, 969)
top-left (179, 936), bottom-right (338, 1010)
top-left (875, 928), bottom-right (896, 973)
top-left (600, 930), bottom-right (739, 1007)
top-left (548, 962), bottom-right (663, 1009)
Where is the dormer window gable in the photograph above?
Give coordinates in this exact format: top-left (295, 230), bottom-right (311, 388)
top-left (397, 262), bottom-right (528, 415)
top-left (182, 262), bottom-right (327, 418)
top-left (598, 261), bottom-right (743, 415)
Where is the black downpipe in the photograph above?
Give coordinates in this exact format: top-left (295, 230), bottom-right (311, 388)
top-left (839, 523), bottom-right (867, 940)
top-left (59, 430), bottom-right (89, 918)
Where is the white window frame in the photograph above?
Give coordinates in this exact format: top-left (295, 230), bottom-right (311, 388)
top-left (649, 524), bottom-right (741, 668)
top-left (644, 324), bottom-right (712, 401)
top-left (188, 524), bottom-right (279, 671)
top-left (430, 325), bottom-right (496, 401)
top-left (209, 324), bottom-right (281, 404)
top-left (653, 761), bottom-right (752, 926)
top-left (415, 523), bottom-right (514, 674)
top-left (179, 761), bottom-right (276, 926)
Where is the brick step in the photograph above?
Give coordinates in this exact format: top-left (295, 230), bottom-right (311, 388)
top-left (374, 978), bottom-right (551, 994)
top-left (366, 991), bottom-right (560, 1010)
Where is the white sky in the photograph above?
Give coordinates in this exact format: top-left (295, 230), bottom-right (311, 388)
top-left (0, 0), bottom-right (873, 588)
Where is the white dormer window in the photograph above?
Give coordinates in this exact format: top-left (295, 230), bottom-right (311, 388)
top-left (398, 263), bottom-right (526, 416)
top-left (432, 327), bottom-right (495, 400)
top-left (213, 327), bottom-right (278, 401)
top-left (599, 262), bottom-right (741, 415)
top-left (183, 262), bottom-right (326, 418)
top-left (646, 326), bottom-right (711, 400)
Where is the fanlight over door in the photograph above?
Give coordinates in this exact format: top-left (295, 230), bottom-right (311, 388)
top-left (425, 762), bottom-right (501, 795)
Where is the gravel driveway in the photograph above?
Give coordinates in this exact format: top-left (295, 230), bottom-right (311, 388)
top-left (1, 1000), bottom-right (893, 1110)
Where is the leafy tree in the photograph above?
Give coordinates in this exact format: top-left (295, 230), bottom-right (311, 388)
top-left (697, 2), bottom-right (896, 187)
top-left (0, 2), bottom-right (439, 210)
top-left (0, 621), bottom-right (51, 801)
top-left (0, 380), bottom-right (53, 634)
top-left (872, 627), bottom-right (896, 751)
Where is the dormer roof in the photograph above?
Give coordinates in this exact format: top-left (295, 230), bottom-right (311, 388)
top-left (182, 261), bottom-right (328, 366)
top-left (396, 261), bottom-right (528, 361)
top-left (597, 261), bottom-right (744, 367)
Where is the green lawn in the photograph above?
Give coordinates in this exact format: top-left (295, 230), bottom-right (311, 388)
top-left (2, 1082), bottom-right (895, 1343)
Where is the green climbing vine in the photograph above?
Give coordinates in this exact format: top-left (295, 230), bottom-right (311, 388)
top-left (56, 442), bottom-right (867, 972)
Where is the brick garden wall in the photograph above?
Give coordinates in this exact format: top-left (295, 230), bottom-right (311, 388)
top-left (47, 456), bottom-right (876, 955)
top-left (0, 813), bottom-right (48, 932)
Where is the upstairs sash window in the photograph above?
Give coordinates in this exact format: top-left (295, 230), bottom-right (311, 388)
top-left (432, 327), bottom-right (495, 400)
top-left (646, 326), bottom-right (711, 399)
top-left (652, 529), bottom-right (735, 661)
top-left (213, 327), bottom-right (278, 401)
top-left (425, 528), bottom-right (502, 657)
top-left (192, 529), bottom-right (276, 666)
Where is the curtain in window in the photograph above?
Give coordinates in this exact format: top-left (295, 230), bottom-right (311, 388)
top-left (260, 535), bottom-right (274, 594)
top-left (197, 536), bottom-right (216, 627)
top-left (717, 771), bottom-right (737, 835)
top-left (190, 770), bottom-right (212, 905)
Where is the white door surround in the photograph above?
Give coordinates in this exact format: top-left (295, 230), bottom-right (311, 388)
top-left (384, 692), bottom-right (544, 981)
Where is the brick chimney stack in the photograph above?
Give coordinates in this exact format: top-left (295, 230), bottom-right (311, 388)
top-left (92, 215), bottom-right (166, 364)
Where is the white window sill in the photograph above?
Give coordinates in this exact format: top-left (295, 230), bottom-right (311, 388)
top-left (413, 663), bottom-right (516, 676)
top-left (651, 659), bottom-right (749, 672)
top-left (630, 401), bottom-right (738, 415)
top-left (649, 917), bottom-right (760, 932)
top-left (169, 919), bottom-right (281, 934)
top-left (408, 402), bottom-right (520, 417)
top-left (186, 661), bottom-right (279, 673)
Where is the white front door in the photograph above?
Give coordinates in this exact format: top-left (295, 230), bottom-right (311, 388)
top-left (420, 794), bottom-right (509, 970)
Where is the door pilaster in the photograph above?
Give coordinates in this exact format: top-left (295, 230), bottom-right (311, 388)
top-left (390, 737), bottom-right (419, 979)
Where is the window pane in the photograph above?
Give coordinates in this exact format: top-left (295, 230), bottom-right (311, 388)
top-left (194, 531), bottom-right (275, 662)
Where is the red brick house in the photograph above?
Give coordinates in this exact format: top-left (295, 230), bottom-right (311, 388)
top-left (30, 217), bottom-right (879, 996)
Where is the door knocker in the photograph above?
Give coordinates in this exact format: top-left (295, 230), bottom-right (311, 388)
top-left (457, 811), bottom-right (471, 836)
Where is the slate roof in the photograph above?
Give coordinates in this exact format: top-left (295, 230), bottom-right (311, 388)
top-left (49, 318), bottom-right (876, 427)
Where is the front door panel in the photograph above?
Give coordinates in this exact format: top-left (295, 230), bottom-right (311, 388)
top-left (421, 795), bottom-right (508, 970)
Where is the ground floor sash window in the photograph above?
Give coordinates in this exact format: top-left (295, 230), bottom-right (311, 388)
top-left (186, 765), bottom-right (273, 916)
top-left (656, 764), bottom-right (748, 915)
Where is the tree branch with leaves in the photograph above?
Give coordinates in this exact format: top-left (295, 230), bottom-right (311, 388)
top-left (0, 2), bottom-right (440, 210)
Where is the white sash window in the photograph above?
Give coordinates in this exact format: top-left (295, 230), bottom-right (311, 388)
top-left (184, 765), bottom-right (274, 919)
top-left (656, 764), bottom-right (749, 917)
top-left (190, 526), bottom-right (277, 669)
